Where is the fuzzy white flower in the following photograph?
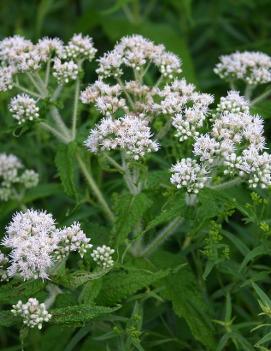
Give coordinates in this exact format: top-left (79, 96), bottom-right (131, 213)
top-left (0, 66), bottom-right (14, 91)
top-left (9, 94), bottom-right (39, 124)
top-left (0, 251), bottom-right (9, 281)
top-left (62, 33), bottom-right (97, 61)
top-left (11, 298), bottom-right (51, 329)
top-left (85, 115), bottom-right (159, 160)
top-left (0, 153), bottom-right (38, 201)
top-left (0, 35), bottom-right (41, 72)
top-left (216, 91), bottom-right (249, 115)
top-left (53, 58), bottom-right (79, 84)
top-left (193, 134), bottom-right (219, 163)
top-left (170, 158), bottom-right (209, 193)
top-left (54, 222), bottom-right (92, 260)
top-left (96, 49), bottom-right (123, 78)
top-left (214, 51), bottom-right (271, 85)
top-left (36, 37), bottom-right (64, 61)
top-left (91, 245), bottom-right (115, 269)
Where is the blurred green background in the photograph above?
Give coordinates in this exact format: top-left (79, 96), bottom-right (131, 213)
top-left (1, 0), bottom-right (271, 94)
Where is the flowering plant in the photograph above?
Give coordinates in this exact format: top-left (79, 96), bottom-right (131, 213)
top-left (1, 31), bottom-right (271, 350)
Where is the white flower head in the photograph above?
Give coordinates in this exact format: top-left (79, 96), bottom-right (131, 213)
top-left (36, 37), bottom-right (64, 61)
top-left (53, 58), bottom-right (79, 84)
top-left (63, 33), bottom-right (97, 61)
top-left (216, 91), bottom-right (249, 115)
top-left (0, 66), bottom-right (14, 92)
top-left (0, 35), bottom-right (41, 72)
top-left (3, 209), bottom-right (57, 280)
top-left (85, 115), bottom-right (159, 160)
top-left (170, 158), bottom-right (209, 193)
top-left (54, 222), bottom-right (92, 260)
top-left (11, 298), bottom-right (51, 329)
top-left (9, 94), bottom-right (39, 124)
top-left (214, 51), bottom-right (271, 85)
top-left (91, 245), bottom-right (115, 269)
top-left (0, 153), bottom-right (38, 202)
top-left (193, 134), bottom-right (219, 163)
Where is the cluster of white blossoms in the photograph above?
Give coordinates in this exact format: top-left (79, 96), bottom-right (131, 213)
top-left (97, 34), bottom-right (182, 79)
top-left (1, 209), bottom-right (92, 280)
top-left (9, 94), bottom-right (39, 124)
top-left (0, 153), bottom-right (39, 201)
top-left (214, 51), bottom-right (271, 85)
top-left (171, 89), bottom-right (271, 193)
top-left (85, 115), bottom-right (159, 160)
top-left (52, 58), bottom-right (79, 84)
top-left (170, 158), bottom-right (209, 193)
top-left (11, 298), bottom-right (51, 329)
top-left (61, 33), bottom-right (97, 62)
top-left (0, 66), bottom-right (14, 92)
top-left (91, 245), bottom-right (115, 269)
top-left (54, 222), bottom-right (93, 260)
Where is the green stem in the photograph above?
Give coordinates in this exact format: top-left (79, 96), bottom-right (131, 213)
top-left (14, 81), bottom-right (41, 98)
top-left (45, 58), bottom-right (51, 87)
top-left (210, 177), bottom-right (242, 190)
top-left (104, 154), bottom-right (125, 173)
top-left (244, 84), bottom-right (255, 100)
top-left (72, 76), bottom-right (80, 139)
top-left (250, 88), bottom-right (271, 106)
top-left (50, 107), bottom-right (71, 140)
top-left (77, 154), bottom-right (115, 223)
top-left (34, 72), bottom-right (48, 96)
top-left (26, 72), bottom-right (45, 95)
top-left (141, 217), bottom-right (183, 257)
top-left (40, 122), bottom-right (70, 143)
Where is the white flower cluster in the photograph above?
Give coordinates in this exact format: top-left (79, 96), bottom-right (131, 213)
top-left (36, 37), bottom-right (64, 62)
top-left (53, 58), bottom-right (79, 84)
top-left (9, 94), bottom-right (39, 124)
top-left (0, 153), bottom-right (39, 201)
top-left (156, 79), bottom-right (214, 141)
top-left (0, 66), bottom-right (14, 92)
top-left (170, 158), bottom-right (209, 193)
top-left (11, 298), bottom-right (51, 329)
top-left (0, 251), bottom-right (9, 281)
top-left (81, 81), bottom-right (127, 115)
top-left (0, 33), bottom-right (96, 92)
top-left (62, 33), bottom-right (97, 62)
top-left (171, 88), bottom-right (271, 192)
top-left (1, 209), bottom-right (91, 280)
top-left (91, 245), bottom-right (115, 269)
top-left (54, 222), bottom-right (92, 260)
top-left (97, 34), bottom-right (181, 79)
top-left (85, 115), bottom-right (159, 160)
top-left (215, 90), bottom-right (249, 115)
top-left (214, 51), bottom-right (271, 85)
top-left (0, 35), bottom-right (41, 72)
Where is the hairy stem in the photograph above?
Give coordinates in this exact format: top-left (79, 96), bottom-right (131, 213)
top-left (14, 81), bottom-right (41, 98)
top-left (250, 87), bottom-right (271, 106)
top-left (50, 106), bottom-right (71, 140)
top-left (141, 217), bottom-right (183, 257)
top-left (210, 177), bottom-right (242, 190)
top-left (77, 154), bottom-right (115, 222)
top-left (72, 76), bottom-right (80, 140)
top-left (40, 122), bottom-right (70, 143)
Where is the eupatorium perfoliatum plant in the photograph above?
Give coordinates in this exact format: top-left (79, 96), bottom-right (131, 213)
top-left (1, 33), bottom-right (271, 350)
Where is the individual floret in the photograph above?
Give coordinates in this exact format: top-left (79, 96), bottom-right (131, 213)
top-left (91, 245), bottom-right (115, 269)
top-left (9, 94), bottom-right (39, 124)
top-left (11, 298), bottom-right (51, 329)
top-left (170, 158), bottom-right (209, 193)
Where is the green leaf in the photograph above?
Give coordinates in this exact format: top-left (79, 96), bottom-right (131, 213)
top-left (53, 270), bottom-right (108, 289)
top-left (55, 142), bottom-right (77, 198)
top-left (0, 280), bottom-right (45, 304)
top-left (96, 268), bottom-right (171, 306)
top-left (50, 305), bottom-right (120, 325)
top-left (113, 192), bottom-right (153, 246)
top-left (0, 311), bottom-right (17, 327)
top-left (24, 183), bottom-right (62, 203)
top-left (239, 245), bottom-right (269, 272)
top-left (152, 251), bottom-right (216, 350)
